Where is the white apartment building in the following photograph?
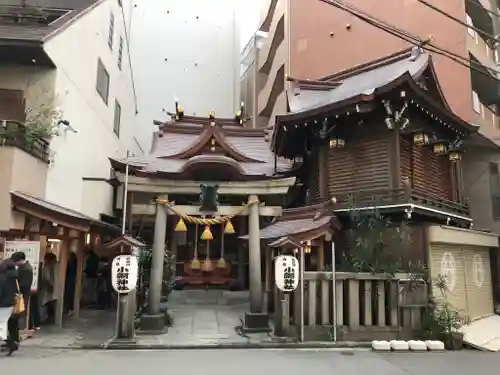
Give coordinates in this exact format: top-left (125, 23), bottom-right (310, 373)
top-left (0, 0), bottom-right (140, 232)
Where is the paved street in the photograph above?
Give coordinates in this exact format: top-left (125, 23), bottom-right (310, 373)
top-left (2, 348), bottom-right (500, 374)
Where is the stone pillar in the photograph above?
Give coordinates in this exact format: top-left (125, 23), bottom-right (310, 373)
top-left (141, 200), bottom-right (167, 332)
top-left (244, 194), bottom-right (270, 332)
top-left (237, 216), bottom-right (246, 287)
top-left (248, 194), bottom-right (262, 312)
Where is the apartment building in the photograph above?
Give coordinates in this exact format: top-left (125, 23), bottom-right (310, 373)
top-left (242, 0), bottom-right (500, 236)
top-left (0, 0), bottom-right (141, 232)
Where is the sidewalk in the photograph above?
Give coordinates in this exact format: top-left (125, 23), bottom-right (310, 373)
top-left (21, 306), bottom-right (370, 350)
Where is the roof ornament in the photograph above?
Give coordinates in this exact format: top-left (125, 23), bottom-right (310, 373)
top-left (209, 111), bottom-right (216, 126)
top-left (409, 46), bottom-right (422, 61)
top-left (174, 97), bottom-right (184, 121)
top-left (235, 101), bottom-right (245, 126)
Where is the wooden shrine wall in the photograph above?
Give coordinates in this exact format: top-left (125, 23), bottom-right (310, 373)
top-left (327, 134), bottom-right (391, 197)
top-left (400, 135), bottom-right (453, 201)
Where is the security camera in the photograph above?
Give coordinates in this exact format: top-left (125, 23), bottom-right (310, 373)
top-left (58, 119), bottom-right (78, 133)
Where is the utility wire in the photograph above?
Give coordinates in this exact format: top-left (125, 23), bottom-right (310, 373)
top-left (318, 0), bottom-right (500, 83)
top-left (416, 0), bottom-right (500, 46)
top-left (319, 0), bottom-right (500, 192)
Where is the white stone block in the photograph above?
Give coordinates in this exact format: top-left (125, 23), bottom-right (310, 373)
top-left (371, 340), bottom-right (391, 351)
top-left (408, 340), bottom-right (427, 351)
top-left (389, 340), bottom-right (409, 351)
top-left (425, 340), bottom-right (445, 351)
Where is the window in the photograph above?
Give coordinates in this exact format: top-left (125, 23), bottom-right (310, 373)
top-left (472, 90), bottom-right (481, 114)
top-left (96, 59), bottom-right (110, 104)
top-left (118, 36), bottom-right (123, 70)
top-left (466, 14), bottom-right (476, 39)
top-left (113, 100), bottom-right (121, 136)
top-left (108, 13), bottom-right (114, 49)
top-left (489, 163), bottom-right (500, 219)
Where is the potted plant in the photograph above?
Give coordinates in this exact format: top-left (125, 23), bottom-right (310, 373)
top-left (425, 275), bottom-right (468, 350)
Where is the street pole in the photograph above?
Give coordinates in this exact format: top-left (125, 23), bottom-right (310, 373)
top-left (115, 151), bottom-right (134, 341)
top-left (299, 246), bottom-right (305, 343)
top-left (331, 241), bottom-right (337, 342)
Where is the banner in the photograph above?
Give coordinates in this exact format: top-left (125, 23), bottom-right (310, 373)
top-left (3, 241), bottom-right (41, 292)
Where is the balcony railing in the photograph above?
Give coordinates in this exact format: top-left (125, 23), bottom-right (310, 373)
top-left (332, 188), bottom-right (469, 217)
top-left (0, 120), bottom-right (50, 163)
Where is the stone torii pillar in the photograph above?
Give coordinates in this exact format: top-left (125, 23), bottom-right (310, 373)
top-left (140, 198), bottom-right (168, 333)
top-left (244, 194), bottom-right (270, 332)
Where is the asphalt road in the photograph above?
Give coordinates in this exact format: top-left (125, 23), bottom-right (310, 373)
top-left (2, 348), bottom-right (500, 374)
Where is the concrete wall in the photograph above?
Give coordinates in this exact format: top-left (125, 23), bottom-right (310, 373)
top-left (42, 0), bottom-right (138, 219)
top-left (0, 147), bottom-right (48, 231)
top-left (463, 150), bottom-right (500, 233)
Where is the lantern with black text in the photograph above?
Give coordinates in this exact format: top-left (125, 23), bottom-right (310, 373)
top-left (275, 255), bottom-right (299, 292)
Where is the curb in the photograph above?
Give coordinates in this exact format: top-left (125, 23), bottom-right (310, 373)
top-left (26, 341), bottom-right (373, 351)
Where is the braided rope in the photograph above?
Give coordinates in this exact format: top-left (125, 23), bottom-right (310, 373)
top-left (155, 198), bottom-right (259, 225)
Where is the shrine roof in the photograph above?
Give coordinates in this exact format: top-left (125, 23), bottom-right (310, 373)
top-left (239, 202), bottom-right (341, 242)
top-left (272, 48), bottom-right (477, 153)
top-left (110, 115), bottom-right (292, 180)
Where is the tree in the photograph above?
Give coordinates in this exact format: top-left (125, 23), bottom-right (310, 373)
top-left (22, 87), bottom-right (62, 144)
top-left (342, 199), bottom-right (412, 274)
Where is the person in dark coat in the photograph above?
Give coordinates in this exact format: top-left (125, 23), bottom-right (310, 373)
top-left (11, 252), bottom-right (33, 330)
top-left (0, 259), bottom-right (20, 355)
top-left (64, 252), bottom-right (77, 315)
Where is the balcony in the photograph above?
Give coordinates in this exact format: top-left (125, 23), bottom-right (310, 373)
top-left (332, 188), bottom-right (470, 223)
top-left (470, 53), bottom-right (499, 108)
top-left (0, 120), bottom-right (50, 163)
top-left (0, 120), bottom-right (50, 231)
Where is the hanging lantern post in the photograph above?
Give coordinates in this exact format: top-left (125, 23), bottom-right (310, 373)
top-left (329, 136), bottom-right (346, 149)
top-left (448, 148), bottom-right (462, 162)
top-left (432, 140), bottom-right (447, 156)
top-left (412, 130), bottom-right (430, 146)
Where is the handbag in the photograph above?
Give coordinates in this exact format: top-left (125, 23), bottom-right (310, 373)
top-left (13, 280), bottom-right (25, 315)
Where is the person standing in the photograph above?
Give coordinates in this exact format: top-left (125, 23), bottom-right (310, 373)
top-left (11, 252), bottom-right (33, 331)
top-left (0, 259), bottom-right (20, 356)
top-left (64, 252), bottom-right (77, 315)
top-left (40, 253), bottom-right (58, 325)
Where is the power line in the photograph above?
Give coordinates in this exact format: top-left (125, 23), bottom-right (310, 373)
top-left (416, 0), bottom-right (500, 46)
top-left (318, 0), bottom-right (500, 84)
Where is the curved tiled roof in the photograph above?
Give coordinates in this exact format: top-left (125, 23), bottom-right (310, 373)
top-left (239, 202), bottom-right (341, 241)
top-left (110, 115), bottom-right (292, 180)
